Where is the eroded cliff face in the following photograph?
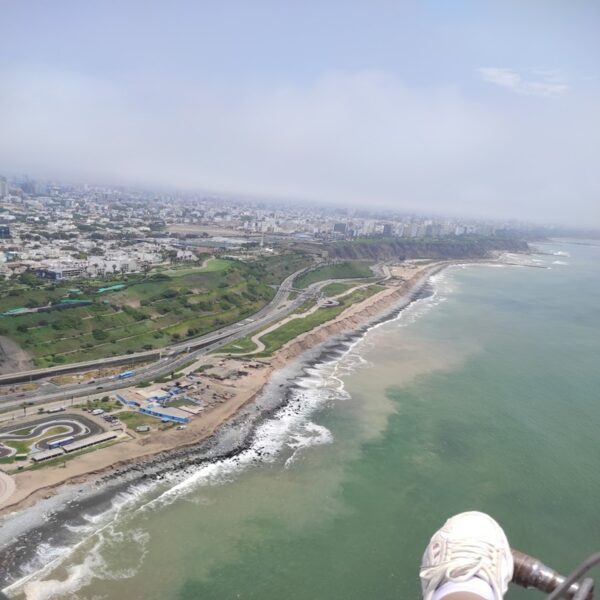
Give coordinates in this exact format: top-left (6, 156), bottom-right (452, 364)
top-left (272, 279), bottom-right (414, 368)
top-left (327, 238), bottom-right (529, 261)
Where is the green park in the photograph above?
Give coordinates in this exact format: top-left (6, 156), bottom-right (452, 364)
top-left (0, 253), bottom-right (312, 367)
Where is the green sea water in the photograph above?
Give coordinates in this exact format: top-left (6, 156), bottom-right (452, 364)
top-left (14, 242), bottom-right (600, 600)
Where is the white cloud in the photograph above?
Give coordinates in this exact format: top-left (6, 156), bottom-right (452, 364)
top-left (0, 67), bottom-right (598, 226)
top-left (479, 67), bottom-right (569, 97)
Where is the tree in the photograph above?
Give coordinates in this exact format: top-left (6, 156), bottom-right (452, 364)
top-left (19, 272), bottom-right (43, 286)
top-left (92, 328), bottom-right (109, 341)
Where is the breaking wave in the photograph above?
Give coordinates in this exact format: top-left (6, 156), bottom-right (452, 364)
top-left (5, 267), bottom-right (454, 599)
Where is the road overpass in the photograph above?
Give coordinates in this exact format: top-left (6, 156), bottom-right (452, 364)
top-left (0, 265), bottom-right (306, 387)
top-left (0, 264), bottom-right (361, 413)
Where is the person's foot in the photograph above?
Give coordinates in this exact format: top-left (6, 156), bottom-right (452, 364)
top-left (420, 511), bottom-right (513, 600)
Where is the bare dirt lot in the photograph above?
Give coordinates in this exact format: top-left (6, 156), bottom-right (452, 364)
top-left (0, 336), bottom-right (33, 375)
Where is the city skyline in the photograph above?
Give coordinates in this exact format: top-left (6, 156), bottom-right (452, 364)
top-left (1, 2), bottom-right (599, 227)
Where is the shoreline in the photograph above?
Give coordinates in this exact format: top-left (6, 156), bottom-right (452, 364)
top-left (0, 257), bottom-right (515, 589)
top-left (0, 260), bottom-right (452, 519)
top-left (0, 261), bottom-right (461, 572)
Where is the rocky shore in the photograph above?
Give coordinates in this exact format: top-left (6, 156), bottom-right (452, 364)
top-left (0, 261), bottom-right (446, 587)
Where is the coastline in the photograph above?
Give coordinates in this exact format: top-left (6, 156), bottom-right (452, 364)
top-left (0, 260), bottom-right (466, 582)
top-left (0, 261), bottom-right (447, 519)
top-left (2, 256), bottom-right (532, 590)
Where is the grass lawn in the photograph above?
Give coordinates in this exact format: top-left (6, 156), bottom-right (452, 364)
top-left (198, 258), bottom-right (233, 272)
top-left (3, 425), bottom-right (71, 455)
top-left (255, 253), bottom-right (314, 286)
top-left (294, 261), bottom-right (373, 289)
top-left (74, 398), bottom-right (119, 412)
top-left (11, 426), bottom-right (35, 436)
top-left (0, 255), bottom-right (289, 367)
top-left (167, 397), bottom-right (196, 408)
top-left (160, 258), bottom-right (233, 277)
top-left (294, 299), bottom-right (318, 313)
top-left (321, 282), bottom-right (358, 297)
top-left (216, 336), bottom-right (258, 354)
top-left (4, 440), bottom-right (30, 454)
top-left (113, 410), bottom-right (158, 430)
top-left (257, 285), bottom-right (383, 356)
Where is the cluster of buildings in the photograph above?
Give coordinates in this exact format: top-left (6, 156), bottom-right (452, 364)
top-left (116, 373), bottom-right (208, 424)
top-left (0, 176), bottom-right (202, 279)
top-left (0, 173), bottom-right (540, 281)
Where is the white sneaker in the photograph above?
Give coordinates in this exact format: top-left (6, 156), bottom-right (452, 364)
top-left (420, 511), bottom-right (513, 600)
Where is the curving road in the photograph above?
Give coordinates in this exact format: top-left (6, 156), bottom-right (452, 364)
top-left (0, 266), bottom-right (308, 388)
top-left (0, 265), bottom-right (337, 412)
top-left (0, 262), bottom-right (393, 415)
top-left (0, 414), bottom-right (104, 450)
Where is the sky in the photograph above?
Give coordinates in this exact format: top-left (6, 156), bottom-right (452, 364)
top-left (1, 1), bottom-right (599, 226)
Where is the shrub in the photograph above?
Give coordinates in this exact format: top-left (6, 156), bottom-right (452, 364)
top-left (92, 328), bottom-right (108, 341)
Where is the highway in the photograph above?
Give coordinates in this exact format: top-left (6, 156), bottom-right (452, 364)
top-left (0, 264), bottom-right (350, 413)
top-left (0, 264), bottom-right (307, 386)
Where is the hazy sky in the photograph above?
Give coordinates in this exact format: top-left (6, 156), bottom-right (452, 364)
top-left (1, 1), bottom-right (599, 225)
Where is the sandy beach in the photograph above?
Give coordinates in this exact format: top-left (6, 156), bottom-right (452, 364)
top-left (0, 261), bottom-right (443, 516)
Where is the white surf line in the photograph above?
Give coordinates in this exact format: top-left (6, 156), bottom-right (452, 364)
top-left (1, 264), bottom-right (476, 595)
top-left (2, 478), bottom-right (158, 596)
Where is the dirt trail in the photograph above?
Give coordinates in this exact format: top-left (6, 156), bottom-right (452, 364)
top-left (0, 336), bottom-right (33, 375)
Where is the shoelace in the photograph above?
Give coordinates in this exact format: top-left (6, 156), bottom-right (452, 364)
top-left (420, 537), bottom-right (502, 599)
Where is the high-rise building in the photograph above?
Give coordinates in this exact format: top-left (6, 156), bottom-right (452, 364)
top-left (0, 177), bottom-right (8, 198)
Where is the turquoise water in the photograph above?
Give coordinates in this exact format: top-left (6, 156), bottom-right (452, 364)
top-left (11, 242), bottom-right (600, 600)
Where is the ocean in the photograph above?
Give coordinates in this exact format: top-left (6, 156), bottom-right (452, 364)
top-left (3, 240), bottom-right (600, 600)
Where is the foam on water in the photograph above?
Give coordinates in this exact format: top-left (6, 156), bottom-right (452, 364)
top-left (141, 355), bottom-right (349, 510)
top-left (5, 481), bottom-right (157, 597)
top-left (5, 265), bottom-right (460, 599)
top-left (284, 422), bottom-right (334, 468)
top-left (21, 528), bottom-right (149, 600)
